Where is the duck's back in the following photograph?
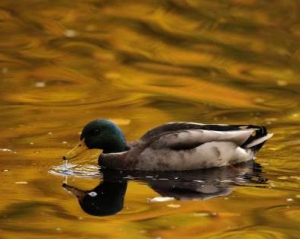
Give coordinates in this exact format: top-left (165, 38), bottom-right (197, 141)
top-left (141, 122), bottom-right (270, 150)
top-left (133, 122), bottom-right (272, 171)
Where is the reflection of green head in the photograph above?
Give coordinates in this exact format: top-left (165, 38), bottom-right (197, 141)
top-left (79, 181), bottom-right (127, 216)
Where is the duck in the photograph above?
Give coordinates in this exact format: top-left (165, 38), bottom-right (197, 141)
top-left (63, 119), bottom-right (273, 171)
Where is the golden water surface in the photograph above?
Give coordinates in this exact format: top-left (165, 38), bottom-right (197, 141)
top-left (1, 0), bottom-right (300, 238)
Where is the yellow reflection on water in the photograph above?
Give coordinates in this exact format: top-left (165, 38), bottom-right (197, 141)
top-left (0, 0), bottom-right (300, 238)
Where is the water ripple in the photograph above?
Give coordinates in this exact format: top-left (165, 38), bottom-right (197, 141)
top-left (49, 162), bottom-right (101, 178)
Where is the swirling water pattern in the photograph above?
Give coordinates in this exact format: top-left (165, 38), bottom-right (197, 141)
top-left (1, 0), bottom-right (300, 238)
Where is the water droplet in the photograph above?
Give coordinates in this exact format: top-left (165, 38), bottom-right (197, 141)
top-left (0, 148), bottom-right (12, 152)
top-left (64, 160), bottom-right (68, 170)
top-left (35, 82), bottom-right (46, 88)
top-left (15, 181), bottom-right (28, 185)
top-left (88, 191), bottom-right (97, 197)
top-left (167, 204), bottom-right (181, 208)
top-left (65, 29), bottom-right (77, 37)
top-left (193, 179), bottom-right (204, 183)
top-left (149, 197), bottom-right (174, 202)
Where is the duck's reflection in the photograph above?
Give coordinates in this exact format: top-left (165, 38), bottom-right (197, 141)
top-left (63, 161), bottom-right (267, 216)
top-left (63, 180), bottom-right (127, 216)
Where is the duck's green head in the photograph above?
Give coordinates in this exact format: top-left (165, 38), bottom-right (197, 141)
top-left (63, 119), bottom-right (127, 160)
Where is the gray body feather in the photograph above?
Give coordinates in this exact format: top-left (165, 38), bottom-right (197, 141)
top-left (99, 122), bottom-right (272, 171)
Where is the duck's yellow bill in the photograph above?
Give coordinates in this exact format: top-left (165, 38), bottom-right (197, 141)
top-left (63, 139), bottom-right (88, 160)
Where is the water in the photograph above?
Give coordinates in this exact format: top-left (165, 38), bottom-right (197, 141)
top-left (1, 0), bottom-right (300, 238)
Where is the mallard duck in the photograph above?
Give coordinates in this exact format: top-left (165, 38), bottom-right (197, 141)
top-left (63, 119), bottom-right (273, 171)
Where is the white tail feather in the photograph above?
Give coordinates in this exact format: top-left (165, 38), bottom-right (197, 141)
top-left (245, 133), bottom-right (274, 148)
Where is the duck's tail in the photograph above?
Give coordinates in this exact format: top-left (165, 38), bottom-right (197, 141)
top-left (240, 126), bottom-right (273, 152)
top-left (244, 133), bottom-right (274, 150)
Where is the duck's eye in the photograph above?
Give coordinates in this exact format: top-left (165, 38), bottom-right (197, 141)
top-left (91, 129), bottom-right (100, 136)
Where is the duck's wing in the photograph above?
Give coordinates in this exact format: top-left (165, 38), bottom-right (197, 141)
top-left (140, 122), bottom-right (272, 151)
